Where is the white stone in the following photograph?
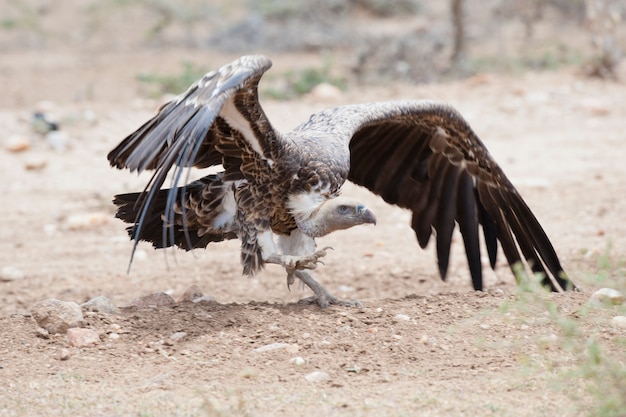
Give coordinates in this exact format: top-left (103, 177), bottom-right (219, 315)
top-left (590, 288), bottom-right (624, 306)
top-left (5, 135), bottom-right (30, 152)
top-left (289, 356), bottom-right (306, 366)
top-left (58, 348), bottom-right (71, 361)
top-left (1, 266), bottom-right (24, 281)
top-left (169, 332), bottom-right (187, 343)
top-left (46, 130), bottom-right (67, 151)
top-left (610, 316), bottom-right (626, 329)
top-left (304, 371), bottom-right (330, 383)
top-left (252, 343), bottom-right (291, 353)
top-left (65, 212), bottom-right (109, 230)
top-left (24, 156), bottom-right (47, 171)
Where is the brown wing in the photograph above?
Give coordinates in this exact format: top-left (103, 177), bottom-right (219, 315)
top-left (296, 101), bottom-right (572, 291)
top-left (107, 55), bottom-right (278, 264)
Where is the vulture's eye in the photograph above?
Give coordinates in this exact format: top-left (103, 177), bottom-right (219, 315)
top-left (337, 205), bottom-right (350, 214)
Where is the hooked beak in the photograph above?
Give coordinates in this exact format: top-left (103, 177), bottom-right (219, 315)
top-left (357, 205), bottom-right (377, 226)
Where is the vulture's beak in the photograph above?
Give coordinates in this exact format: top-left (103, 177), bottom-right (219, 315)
top-left (357, 205), bottom-right (377, 226)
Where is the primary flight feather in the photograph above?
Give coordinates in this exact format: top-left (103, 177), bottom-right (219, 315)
top-left (108, 55), bottom-right (574, 307)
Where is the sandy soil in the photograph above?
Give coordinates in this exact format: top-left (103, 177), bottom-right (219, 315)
top-left (1, 4), bottom-right (625, 416)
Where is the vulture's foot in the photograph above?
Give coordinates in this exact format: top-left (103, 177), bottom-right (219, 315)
top-left (294, 271), bottom-right (362, 309)
top-left (266, 247), bottom-right (332, 272)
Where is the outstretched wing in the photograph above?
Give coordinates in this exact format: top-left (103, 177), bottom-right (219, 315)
top-left (294, 101), bottom-right (572, 291)
top-left (107, 55), bottom-right (278, 263)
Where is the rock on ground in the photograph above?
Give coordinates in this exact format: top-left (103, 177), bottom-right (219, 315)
top-left (31, 299), bottom-right (84, 334)
top-left (126, 292), bottom-right (175, 308)
top-left (178, 284), bottom-right (204, 302)
top-left (1, 266), bottom-right (24, 282)
top-left (589, 288), bottom-right (625, 306)
top-left (81, 296), bottom-right (120, 314)
top-left (66, 328), bottom-right (101, 347)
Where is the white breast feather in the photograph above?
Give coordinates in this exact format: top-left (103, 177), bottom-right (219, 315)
top-left (287, 192), bottom-right (324, 222)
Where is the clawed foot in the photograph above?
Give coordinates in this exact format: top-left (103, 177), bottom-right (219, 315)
top-left (266, 247), bottom-right (333, 288)
top-left (294, 271), bottom-right (362, 309)
top-left (284, 246), bottom-right (332, 271)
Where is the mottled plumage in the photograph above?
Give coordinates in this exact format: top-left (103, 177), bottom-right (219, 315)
top-left (108, 55), bottom-right (574, 307)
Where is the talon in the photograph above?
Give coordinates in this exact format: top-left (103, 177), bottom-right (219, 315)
top-left (286, 271), bottom-right (296, 290)
top-left (295, 271), bottom-right (362, 309)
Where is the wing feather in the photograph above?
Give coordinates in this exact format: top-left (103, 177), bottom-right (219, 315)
top-left (107, 55), bottom-right (276, 266)
top-left (295, 100), bottom-right (572, 291)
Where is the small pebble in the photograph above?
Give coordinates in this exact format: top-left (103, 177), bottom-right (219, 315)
top-left (239, 367), bottom-right (259, 379)
top-left (35, 327), bottom-right (50, 339)
top-left (31, 299), bottom-right (84, 334)
top-left (252, 342), bottom-right (291, 353)
top-left (5, 136), bottom-right (30, 152)
top-left (285, 344), bottom-right (299, 354)
top-left (537, 333), bottom-right (558, 347)
top-left (46, 131), bottom-right (67, 151)
top-left (109, 333), bottom-right (120, 340)
top-left (1, 266), bottom-right (24, 282)
top-left (65, 212), bottom-right (109, 230)
top-left (589, 288), bottom-right (625, 306)
top-left (168, 332), bottom-right (187, 343)
top-left (304, 371), bottom-right (330, 383)
top-left (24, 156), bottom-right (47, 171)
top-left (394, 314), bottom-right (410, 321)
top-left (610, 316), bottom-right (626, 329)
top-left (289, 356), bottom-right (305, 366)
top-left (58, 348), bottom-right (71, 361)
top-left (66, 328), bottom-right (100, 347)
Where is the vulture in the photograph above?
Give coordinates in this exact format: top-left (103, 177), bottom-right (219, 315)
top-left (108, 55), bottom-right (574, 307)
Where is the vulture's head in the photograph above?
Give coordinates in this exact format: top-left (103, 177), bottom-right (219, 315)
top-left (289, 194), bottom-right (377, 238)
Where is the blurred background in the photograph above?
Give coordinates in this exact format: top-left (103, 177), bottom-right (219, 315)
top-left (1, 0), bottom-right (624, 107)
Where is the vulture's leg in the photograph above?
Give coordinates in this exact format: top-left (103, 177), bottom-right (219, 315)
top-left (265, 247), bottom-right (331, 272)
top-left (294, 270), bottom-right (362, 308)
top-left (271, 230), bottom-right (360, 308)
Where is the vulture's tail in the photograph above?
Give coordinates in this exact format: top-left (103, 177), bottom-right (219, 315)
top-left (113, 174), bottom-right (238, 252)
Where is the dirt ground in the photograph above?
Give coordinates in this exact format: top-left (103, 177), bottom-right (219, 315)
top-left (1, 3), bottom-right (626, 416)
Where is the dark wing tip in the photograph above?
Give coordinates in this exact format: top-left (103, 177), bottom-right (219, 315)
top-left (341, 100), bottom-right (572, 292)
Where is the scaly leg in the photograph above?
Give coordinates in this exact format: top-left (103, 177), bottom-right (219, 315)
top-left (265, 246), bottom-right (332, 272)
top-left (294, 270), bottom-right (362, 309)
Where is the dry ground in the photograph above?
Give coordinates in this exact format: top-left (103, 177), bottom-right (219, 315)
top-left (1, 5), bottom-right (626, 416)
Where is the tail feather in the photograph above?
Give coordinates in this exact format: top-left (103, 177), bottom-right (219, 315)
top-left (113, 174), bottom-right (238, 251)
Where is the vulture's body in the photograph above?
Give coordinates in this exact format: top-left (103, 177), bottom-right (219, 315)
top-left (108, 55), bottom-right (574, 307)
